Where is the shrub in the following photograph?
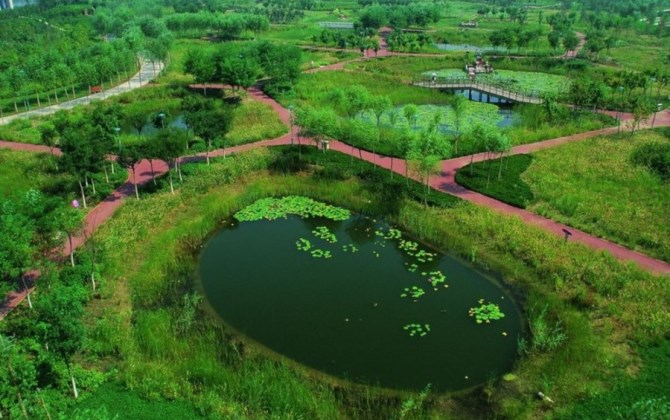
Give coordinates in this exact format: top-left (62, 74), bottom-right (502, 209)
top-left (630, 142), bottom-right (670, 181)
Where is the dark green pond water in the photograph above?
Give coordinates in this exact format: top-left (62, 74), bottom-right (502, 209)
top-left (199, 215), bottom-right (523, 392)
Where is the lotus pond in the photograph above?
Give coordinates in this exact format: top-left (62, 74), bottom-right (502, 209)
top-left (423, 69), bottom-right (571, 96)
top-left (198, 197), bottom-right (523, 392)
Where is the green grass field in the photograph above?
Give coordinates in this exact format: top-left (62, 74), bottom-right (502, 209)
top-left (524, 130), bottom-right (670, 262)
top-left (0, 149), bottom-right (66, 196)
top-left (457, 130), bottom-right (670, 262)
top-left (228, 98), bottom-right (287, 145)
top-left (64, 146), bottom-right (669, 419)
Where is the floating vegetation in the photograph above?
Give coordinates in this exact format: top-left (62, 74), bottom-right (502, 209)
top-left (403, 323), bottom-right (431, 337)
top-left (415, 250), bottom-right (435, 263)
top-left (310, 249), bottom-right (333, 259)
top-left (312, 226), bottom-right (337, 243)
top-left (406, 263), bottom-right (418, 273)
top-left (427, 271), bottom-right (446, 287)
top-left (342, 244), bottom-right (359, 253)
top-left (234, 196), bottom-right (350, 222)
top-left (401, 286), bottom-right (425, 299)
top-left (468, 301), bottom-right (506, 324)
top-left (295, 238), bottom-right (311, 251)
top-left (399, 239), bottom-right (419, 255)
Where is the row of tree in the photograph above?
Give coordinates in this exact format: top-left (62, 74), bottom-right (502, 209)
top-left (358, 2), bottom-right (442, 29)
top-left (184, 41), bottom-right (302, 96)
top-left (164, 11), bottom-right (269, 37)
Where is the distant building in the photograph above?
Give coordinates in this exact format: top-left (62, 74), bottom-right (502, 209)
top-left (460, 21), bottom-right (478, 28)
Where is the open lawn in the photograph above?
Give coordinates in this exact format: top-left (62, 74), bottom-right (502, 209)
top-left (457, 130), bottom-right (670, 262)
top-left (0, 149), bottom-right (66, 196)
top-left (228, 98), bottom-right (287, 145)
top-left (524, 130), bottom-right (670, 262)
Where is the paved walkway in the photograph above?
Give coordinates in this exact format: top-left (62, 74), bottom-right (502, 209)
top-left (0, 59), bottom-right (164, 126)
top-left (2, 45), bottom-right (669, 318)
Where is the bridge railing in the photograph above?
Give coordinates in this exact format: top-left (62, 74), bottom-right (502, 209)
top-left (413, 76), bottom-right (546, 103)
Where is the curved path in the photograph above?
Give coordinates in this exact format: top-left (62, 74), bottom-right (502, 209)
top-left (2, 55), bottom-right (669, 319)
top-left (0, 59), bottom-right (164, 126)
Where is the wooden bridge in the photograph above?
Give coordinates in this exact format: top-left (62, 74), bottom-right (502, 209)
top-left (413, 78), bottom-right (544, 105)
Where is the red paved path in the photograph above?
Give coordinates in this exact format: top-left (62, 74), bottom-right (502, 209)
top-left (2, 47), bottom-right (670, 318)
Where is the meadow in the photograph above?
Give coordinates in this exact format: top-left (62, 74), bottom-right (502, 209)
top-left (457, 129), bottom-right (670, 262)
top-left (25, 146), bottom-right (663, 419)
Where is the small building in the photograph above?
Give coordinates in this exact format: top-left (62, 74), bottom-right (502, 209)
top-left (459, 21), bottom-right (478, 28)
top-left (464, 54), bottom-right (493, 79)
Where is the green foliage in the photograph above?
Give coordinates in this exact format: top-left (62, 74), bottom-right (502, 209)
top-left (400, 286), bottom-right (425, 300)
top-left (402, 323), bottom-right (431, 338)
top-left (560, 342), bottom-right (670, 419)
top-left (457, 154), bottom-right (535, 208)
top-left (234, 196), bottom-right (351, 222)
top-left (630, 141), bottom-right (670, 181)
top-left (74, 382), bottom-right (201, 419)
top-left (518, 305), bottom-right (567, 355)
top-left (468, 301), bottom-right (505, 324)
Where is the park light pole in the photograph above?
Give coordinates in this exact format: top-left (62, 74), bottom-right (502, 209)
top-left (651, 103), bottom-right (663, 128)
top-left (158, 112), bottom-right (166, 130)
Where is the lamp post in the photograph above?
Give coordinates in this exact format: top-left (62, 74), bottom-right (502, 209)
top-left (651, 103), bottom-right (663, 128)
top-left (158, 112), bottom-right (165, 130)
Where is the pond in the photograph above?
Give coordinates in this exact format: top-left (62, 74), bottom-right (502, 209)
top-left (198, 198), bottom-right (523, 392)
top-left (121, 114), bottom-right (188, 136)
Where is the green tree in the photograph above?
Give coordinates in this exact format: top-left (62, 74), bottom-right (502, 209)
top-left (150, 128), bottom-right (187, 193)
top-left (403, 104), bottom-right (418, 129)
top-left (189, 107), bottom-right (233, 164)
top-left (450, 96), bottom-right (467, 154)
top-left (36, 282), bottom-right (87, 399)
top-left (118, 144), bottom-right (143, 200)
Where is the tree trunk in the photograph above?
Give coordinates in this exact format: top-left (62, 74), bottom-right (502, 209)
top-left (169, 165), bottom-right (175, 194)
top-left (206, 140), bottom-right (211, 165)
top-left (132, 166), bottom-right (139, 200)
top-left (78, 179), bottom-right (87, 208)
top-left (39, 394), bottom-right (52, 420)
top-left (21, 276), bottom-right (32, 309)
top-left (68, 233), bottom-right (75, 267)
top-left (47, 94), bottom-right (52, 106)
top-left (177, 159), bottom-right (183, 182)
top-left (498, 153), bottom-right (504, 180)
top-left (35, 91), bottom-right (41, 107)
top-left (91, 177), bottom-right (96, 195)
top-left (486, 155), bottom-right (493, 188)
top-left (54, 89), bottom-right (60, 103)
top-left (103, 165), bottom-right (109, 184)
top-left (13, 98), bottom-right (18, 113)
top-left (67, 362), bottom-right (79, 399)
top-left (110, 161), bottom-right (115, 174)
top-left (91, 272), bottom-right (96, 292)
top-left (390, 157), bottom-right (394, 179)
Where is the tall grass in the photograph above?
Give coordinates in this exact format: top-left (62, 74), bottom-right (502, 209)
top-left (523, 130), bottom-right (670, 262)
top-left (82, 146), bottom-right (670, 419)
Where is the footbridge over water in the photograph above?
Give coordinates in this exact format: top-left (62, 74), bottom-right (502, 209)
top-left (413, 78), bottom-right (544, 105)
